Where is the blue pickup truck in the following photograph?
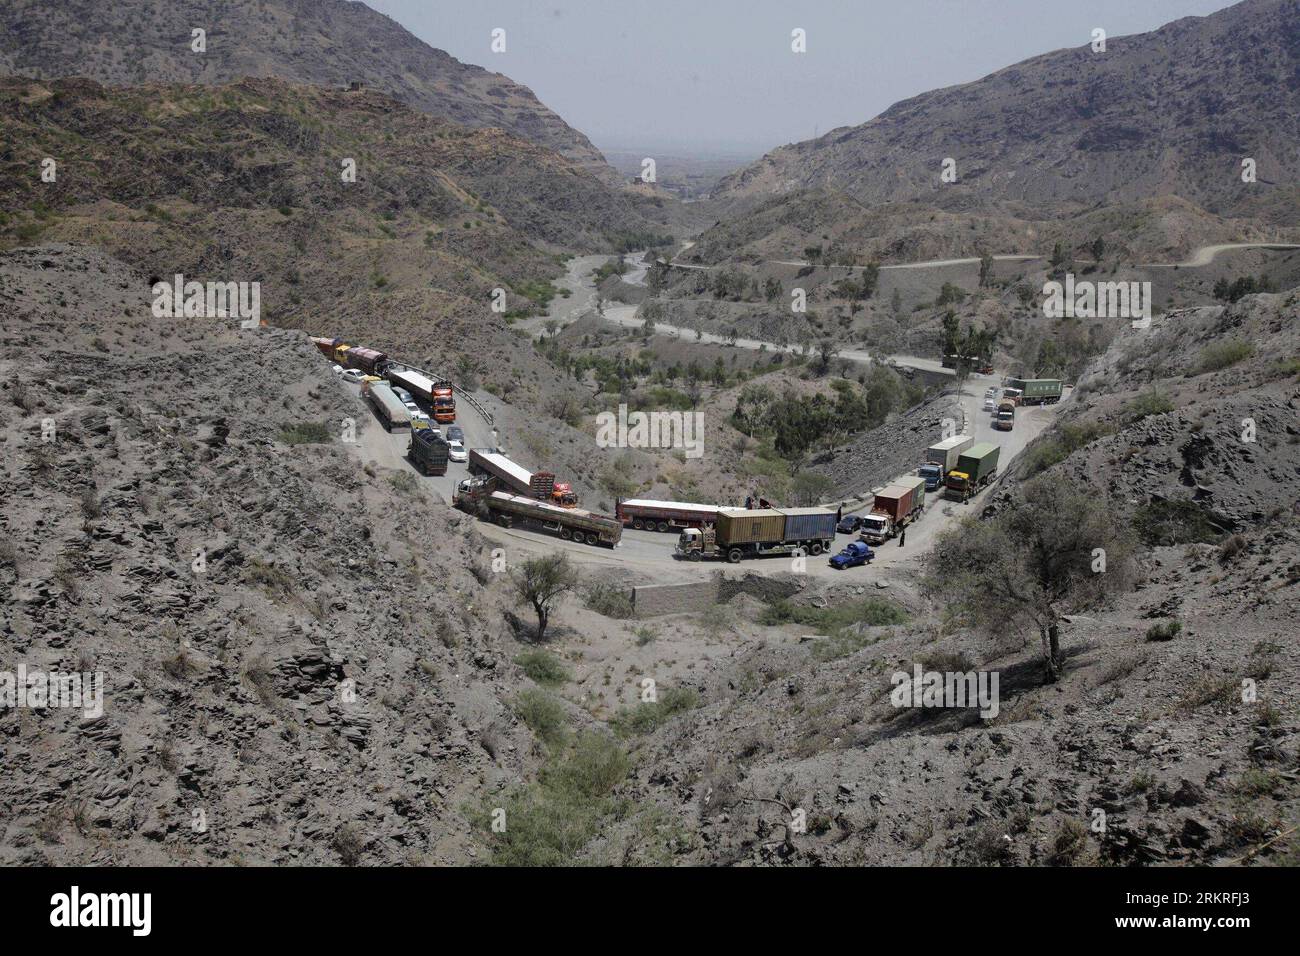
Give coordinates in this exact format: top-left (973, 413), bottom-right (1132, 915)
top-left (829, 540), bottom-right (875, 570)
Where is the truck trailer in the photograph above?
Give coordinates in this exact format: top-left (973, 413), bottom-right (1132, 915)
top-left (616, 498), bottom-right (719, 532)
top-left (1007, 378), bottom-right (1063, 406)
top-left (918, 435), bottom-right (973, 491)
top-left (860, 476), bottom-right (926, 543)
top-left (945, 442), bottom-right (1000, 502)
top-left (408, 428), bottom-right (450, 475)
top-left (467, 449), bottom-right (556, 501)
top-left (363, 380), bottom-right (411, 432)
top-left (341, 346), bottom-right (389, 376)
top-left (675, 506), bottom-right (836, 563)
top-left (454, 477), bottom-right (621, 547)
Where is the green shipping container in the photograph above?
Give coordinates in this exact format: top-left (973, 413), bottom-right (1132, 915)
top-left (716, 509), bottom-right (786, 546)
top-left (956, 443), bottom-right (1000, 484)
top-left (1009, 378), bottom-right (1063, 402)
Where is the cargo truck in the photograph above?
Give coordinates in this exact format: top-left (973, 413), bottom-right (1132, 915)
top-left (311, 336), bottom-right (342, 358)
top-left (945, 442), bottom-right (1000, 502)
top-left (616, 498), bottom-right (719, 532)
top-left (467, 449), bottom-right (557, 501)
top-left (342, 346), bottom-right (389, 376)
top-left (993, 400), bottom-right (1016, 431)
top-left (1007, 378), bottom-right (1063, 406)
top-left (363, 380), bottom-right (411, 432)
top-left (918, 435), bottom-right (973, 491)
top-left (430, 384), bottom-right (455, 423)
top-left (454, 477), bottom-right (621, 547)
top-left (859, 476), bottom-right (926, 543)
top-left (408, 428), bottom-right (450, 476)
top-left (675, 507), bottom-right (836, 563)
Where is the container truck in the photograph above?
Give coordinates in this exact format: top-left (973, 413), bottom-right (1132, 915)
top-left (387, 367), bottom-right (438, 407)
top-left (945, 442), bottom-right (1000, 502)
top-left (918, 435), bottom-right (973, 491)
top-left (993, 400), bottom-right (1016, 431)
top-left (616, 498), bottom-right (719, 532)
top-left (408, 428), bottom-right (450, 476)
top-left (467, 449), bottom-right (557, 501)
top-left (859, 476), bottom-right (926, 544)
top-left (454, 477), bottom-right (621, 547)
top-left (363, 380), bottom-right (411, 432)
top-left (1007, 378), bottom-right (1063, 405)
top-left (675, 507), bottom-right (836, 563)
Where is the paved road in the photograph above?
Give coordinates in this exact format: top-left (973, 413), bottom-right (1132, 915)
top-left (1140, 242), bottom-right (1300, 268)
top-left (346, 381), bottom-right (498, 504)
top-left (667, 242), bottom-right (1300, 274)
top-left (435, 376), bottom-right (1069, 581)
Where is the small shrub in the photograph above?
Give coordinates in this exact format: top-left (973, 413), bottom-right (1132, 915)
top-left (1145, 619), bottom-right (1182, 642)
top-left (387, 471), bottom-right (418, 495)
top-left (333, 823), bottom-right (365, 865)
top-left (1045, 817), bottom-right (1089, 866)
top-left (516, 689), bottom-right (569, 749)
top-left (612, 687), bottom-right (699, 736)
top-left (1132, 499), bottom-right (1222, 546)
top-left (584, 582), bottom-right (635, 619)
top-left (1124, 389), bottom-right (1175, 423)
top-left (1193, 340), bottom-right (1254, 375)
top-left (279, 421), bottom-right (333, 445)
top-left (1219, 534), bottom-right (1247, 562)
top-left (515, 650), bottom-right (570, 688)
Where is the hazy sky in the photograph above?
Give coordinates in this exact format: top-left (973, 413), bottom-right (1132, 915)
top-left (365, 0), bottom-right (1242, 157)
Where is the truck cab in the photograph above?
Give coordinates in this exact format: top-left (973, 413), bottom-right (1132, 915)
top-left (859, 512), bottom-right (892, 544)
top-left (994, 401), bottom-right (1015, 431)
top-left (918, 463), bottom-right (944, 491)
top-left (675, 527), bottom-right (707, 560)
top-left (1001, 387), bottom-right (1023, 406)
top-left (945, 470), bottom-right (971, 500)
top-left (551, 482), bottom-right (578, 507)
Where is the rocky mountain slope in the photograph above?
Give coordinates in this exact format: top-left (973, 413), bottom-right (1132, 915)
top-left (606, 290), bottom-right (1300, 866)
top-left (0, 0), bottom-right (617, 181)
top-left (717, 0), bottom-right (1299, 215)
top-left (700, 0), bottom-right (1300, 264)
top-left (0, 76), bottom-right (678, 408)
top-left (0, 245), bottom-right (548, 865)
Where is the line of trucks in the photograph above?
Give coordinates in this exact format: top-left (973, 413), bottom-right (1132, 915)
top-left (310, 335), bottom-right (1015, 560)
top-left (915, 435), bottom-right (1001, 503)
top-left (310, 337), bottom-right (456, 424)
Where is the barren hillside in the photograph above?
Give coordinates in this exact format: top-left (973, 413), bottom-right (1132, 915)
top-left (0, 0), bottom-right (618, 181)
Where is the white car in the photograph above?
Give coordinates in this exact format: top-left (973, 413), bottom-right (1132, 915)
top-left (405, 402), bottom-right (431, 423)
top-left (985, 386), bottom-right (998, 398)
top-left (340, 368), bottom-right (366, 384)
top-left (446, 439), bottom-right (468, 463)
top-left (983, 398), bottom-right (996, 412)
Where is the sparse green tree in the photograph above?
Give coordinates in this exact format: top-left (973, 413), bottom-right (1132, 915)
top-left (923, 480), bottom-right (1136, 681)
top-left (512, 554), bottom-right (580, 643)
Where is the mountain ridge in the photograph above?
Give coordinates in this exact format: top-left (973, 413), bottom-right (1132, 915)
top-left (0, 0), bottom-right (619, 181)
